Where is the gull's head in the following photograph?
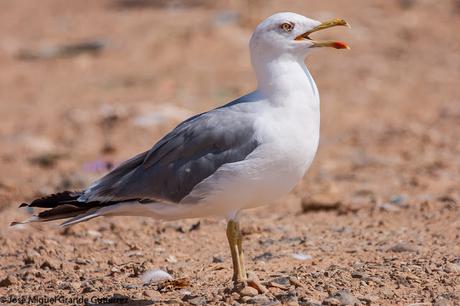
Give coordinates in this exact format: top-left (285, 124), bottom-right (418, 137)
top-left (250, 12), bottom-right (350, 61)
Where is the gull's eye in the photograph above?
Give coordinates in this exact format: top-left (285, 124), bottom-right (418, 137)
top-left (280, 22), bottom-right (294, 32)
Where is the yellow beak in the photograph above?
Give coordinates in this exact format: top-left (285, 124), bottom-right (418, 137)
top-left (295, 18), bottom-right (351, 49)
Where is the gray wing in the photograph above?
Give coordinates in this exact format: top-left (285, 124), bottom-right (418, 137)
top-left (80, 107), bottom-right (259, 204)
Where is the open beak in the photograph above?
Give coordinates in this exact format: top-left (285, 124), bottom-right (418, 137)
top-left (295, 18), bottom-right (351, 49)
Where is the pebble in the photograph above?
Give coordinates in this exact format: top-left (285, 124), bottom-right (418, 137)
top-left (299, 297), bottom-right (322, 306)
top-left (24, 250), bottom-right (41, 264)
top-left (351, 271), bottom-right (368, 279)
top-left (272, 276), bottom-right (291, 286)
top-left (253, 252), bottom-right (273, 261)
top-left (125, 250), bottom-right (143, 257)
top-left (123, 284), bottom-right (139, 290)
top-left (291, 252), bottom-right (313, 261)
top-left (142, 290), bottom-right (159, 299)
top-left (186, 296), bottom-right (207, 305)
top-left (390, 194), bottom-right (407, 205)
top-left (102, 239), bottom-right (115, 245)
top-left (378, 203), bottom-right (401, 212)
top-left (288, 276), bottom-right (303, 288)
top-left (388, 243), bottom-right (417, 253)
top-left (110, 267), bottom-right (120, 273)
top-left (140, 269), bottom-right (173, 284)
top-left (245, 294), bottom-right (272, 304)
top-left (87, 230), bottom-right (102, 238)
top-left (276, 291), bottom-right (298, 304)
top-left (40, 259), bottom-right (59, 270)
top-left (75, 258), bottom-right (89, 265)
top-left (322, 298), bottom-right (341, 306)
top-left (212, 255), bottom-right (224, 263)
top-left (239, 286), bottom-right (258, 297)
top-left (58, 282), bottom-right (72, 290)
top-left (166, 255), bottom-right (177, 263)
top-left (324, 290), bottom-right (360, 306)
top-left (358, 295), bottom-right (379, 304)
top-left (444, 262), bottom-right (460, 273)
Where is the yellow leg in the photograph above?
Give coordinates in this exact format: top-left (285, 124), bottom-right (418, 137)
top-left (235, 221), bottom-right (247, 280)
top-left (226, 220), bottom-right (247, 284)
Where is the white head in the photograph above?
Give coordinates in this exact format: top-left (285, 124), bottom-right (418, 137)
top-left (250, 12), bottom-right (350, 63)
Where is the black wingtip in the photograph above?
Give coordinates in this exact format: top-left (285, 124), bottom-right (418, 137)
top-left (19, 203), bottom-right (29, 208)
top-left (10, 221), bottom-right (19, 226)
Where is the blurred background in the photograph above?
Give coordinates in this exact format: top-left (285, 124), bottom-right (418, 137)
top-left (0, 0), bottom-right (459, 304)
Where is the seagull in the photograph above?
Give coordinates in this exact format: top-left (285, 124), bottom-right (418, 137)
top-left (13, 12), bottom-right (349, 289)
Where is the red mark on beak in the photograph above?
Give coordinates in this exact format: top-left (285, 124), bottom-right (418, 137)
top-left (332, 41), bottom-right (350, 49)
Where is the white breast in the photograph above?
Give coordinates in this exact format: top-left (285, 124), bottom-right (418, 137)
top-left (248, 101), bottom-right (320, 202)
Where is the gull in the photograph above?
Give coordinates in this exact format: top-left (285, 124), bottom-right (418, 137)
top-left (13, 12), bottom-right (349, 289)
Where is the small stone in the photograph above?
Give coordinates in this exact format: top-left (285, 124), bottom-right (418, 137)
top-left (24, 250), bottom-right (40, 265)
top-left (358, 295), bottom-right (379, 304)
top-left (231, 292), bottom-right (241, 300)
top-left (253, 252), bottom-right (273, 261)
top-left (444, 262), bottom-right (460, 273)
top-left (378, 203), bottom-right (400, 212)
top-left (166, 255), bottom-right (177, 263)
top-left (276, 291), bottom-right (298, 304)
top-left (58, 282), bottom-right (72, 290)
top-left (291, 253), bottom-right (313, 261)
top-left (301, 194), bottom-right (341, 213)
top-left (0, 276), bottom-right (17, 287)
top-left (40, 259), bottom-right (59, 270)
top-left (187, 296), bottom-right (207, 305)
top-left (351, 271), bottom-right (368, 279)
top-left (140, 269), bottom-right (173, 284)
top-left (212, 256), bottom-right (224, 263)
top-left (87, 230), bottom-right (102, 238)
top-left (299, 296), bottom-right (322, 306)
top-left (75, 258), bottom-right (88, 265)
top-left (142, 290), bottom-right (158, 298)
top-left (110, 267), bottom-right (120, 273)
top-left (125, 250), bottom-right (143, 257)
top-left (246, 294), bottom-right (272, 304)
top-left (272, 276), bottom-right (291, 286)
top-left (322, 298), bottom-right (341, 306)
top-left (240, 286), bottom-right (258, 297)
top-left (123, 284), bottom-right (138, 290)
top-left (381, 289), bottom-right (395, 299)
top-left (81, 286), bottom-right (93, 293)
top-left (390, 195), bottom-right (406, 205)
top-left (102, 239), bottom-right (115, 245)
top-left (388, 243), bottom-right (416, 253)
top-left (324, 290), bottom-right (360, 306)
top-left (288, 277), bottom-right (303, 287)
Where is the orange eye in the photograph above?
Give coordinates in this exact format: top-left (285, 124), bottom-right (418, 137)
top-left (280, 22), bottom-right (294, 32)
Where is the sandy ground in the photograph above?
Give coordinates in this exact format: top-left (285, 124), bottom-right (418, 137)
top-left (0, 0), bottom-right (459, 305)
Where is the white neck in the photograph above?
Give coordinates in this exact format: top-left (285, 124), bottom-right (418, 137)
top-left (252, 53), bottom-right (319, 110)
